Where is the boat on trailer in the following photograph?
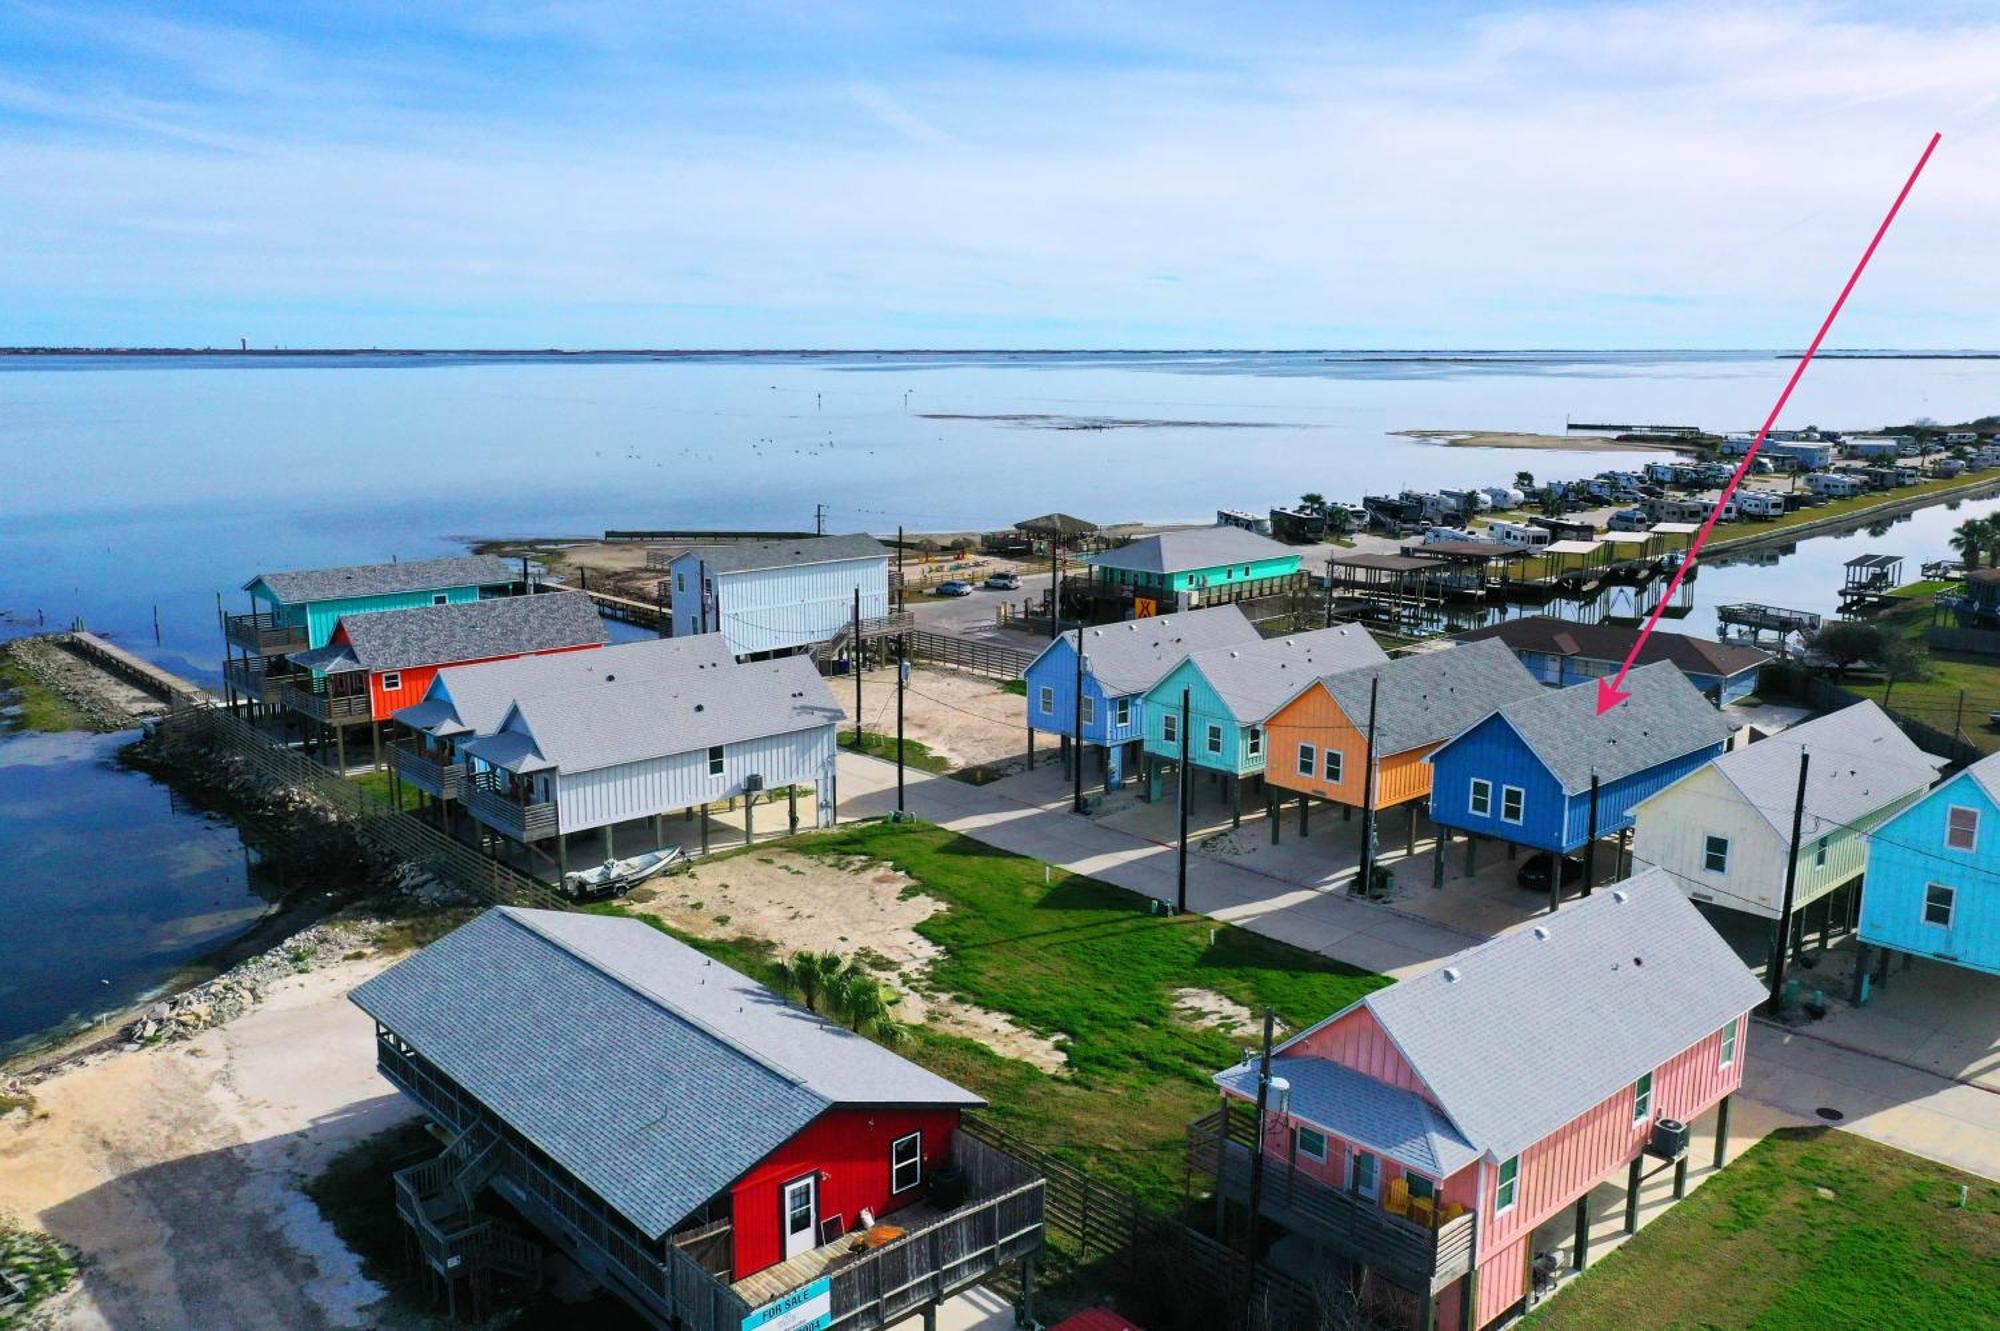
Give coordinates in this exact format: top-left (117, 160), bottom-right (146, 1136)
top-left (561, 846), bottom-right (686, 899)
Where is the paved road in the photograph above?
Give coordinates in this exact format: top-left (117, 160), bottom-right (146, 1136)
top-left (838, 753), bottom-right (2000, 1180)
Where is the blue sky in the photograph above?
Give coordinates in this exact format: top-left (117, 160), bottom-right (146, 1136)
top-left (2, 2), bottom-right (1997, 349)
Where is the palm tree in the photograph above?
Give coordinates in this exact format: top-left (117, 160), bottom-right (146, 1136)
top-left (827, 972), bottom-right (911, 1044)
top-left (784, 950), bottom-right (851, 1013)
top-left (1514, 470), bottom-right (1535, 490)
top-left (1951, 518), bottom-right (1993, 571)
top-left (1298, 492), bottom-right (1328, 516)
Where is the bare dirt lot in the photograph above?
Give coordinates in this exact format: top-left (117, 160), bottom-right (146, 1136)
top-left (625, 849), bottom-right (1065, 1072)
top-left (838, 666), bottom-right (1029, 773)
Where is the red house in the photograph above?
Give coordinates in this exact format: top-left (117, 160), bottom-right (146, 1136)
top-left (282, 592), bottom-right (607, 768)
top-left (1193, 870), bottom-right (1765, 1330)
top-left (351, 908), bottom-right (1045, 1330)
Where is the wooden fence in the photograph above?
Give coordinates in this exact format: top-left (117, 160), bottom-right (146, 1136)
top-left (1761, 663), bottom-right (1986, 767)
top-left (153, 705), bottom-right (569, 911)
top-left (905, 630), bottom-right (1037, 680)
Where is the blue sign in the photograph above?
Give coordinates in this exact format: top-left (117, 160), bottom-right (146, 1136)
top-left (742, 1275), bottom-right (832, 1331)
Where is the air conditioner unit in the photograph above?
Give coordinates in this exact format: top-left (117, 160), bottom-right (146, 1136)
top-left (744, 773), bottom-right (765, 793)
top-left (1648, 1117), bottom-right (1690, 1161)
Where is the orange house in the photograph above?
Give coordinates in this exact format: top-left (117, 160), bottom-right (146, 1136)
top-left (1263, 638), bottom-right (1541, 812)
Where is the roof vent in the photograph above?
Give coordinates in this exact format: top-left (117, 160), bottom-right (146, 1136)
top-left (694, 703), bottom-right (705, 712)
top-left (1532, 925), bottom-right (1552, 941)
top-left (1441, 967), bottom-right (1461, 983)
top-left (605, 674), bottom-right (616, 682)
top-left (1611, 889), bottom-right (1629, 903)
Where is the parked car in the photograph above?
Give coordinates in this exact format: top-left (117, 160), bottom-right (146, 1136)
top-left (1516, 852), bottom-right (1586, 893)
top-left (984, 572), bottom-right (1021, 590)
top-left (935, 580), bottom-right (974, 597)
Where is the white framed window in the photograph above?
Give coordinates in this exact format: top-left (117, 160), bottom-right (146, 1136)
top-left (1719, 1020), bottom-right (1737, 1069)
top-left (1350, 1150), bottom-right (1378, 1200)
top-left (707, 745), bottom-right (725, 776)
top-left (1297, 743), bottom-right (1317, 777)
top-left (1923, 883), bottom-right (1956, 928)
top-left (1947, 806), bottom-right (1979, 852)
top-left (1326, 750), bottom-right (1343, 783)
top-left (431, 593), bottom-right (449, 606)
top-left (891, 1132), bottom-right (922, 1194)
top-left (1247, 727), bottom-right (1263, 758)
top-left (1501, 785), bottom-right (1525, 825)
top-left (676, 572), bottom-right (686, 593)
top-left (1116, 697), bottom-right (1131, 727)
top-left (1162, 713), bottom-right (1179, 745)
top-left (1813, 837), bottom-right (1829, 869)
top-left (1080, 696), bottom-right (1094, 726)
top-left (1296, 1126), bottom-right (1327, 1163)
top-left (1206, 723), bottom-right (1223, 755)
top-left (1703, 835), bottom-right (1729, 874)
top-left (380, 671), bottom-right (402, 692)
top-left (1039, 686), bottom-right (1055, 716)
top-left (1632, 1071), bottom-right (1653, 1123)
top-left (1496, 1155), bottom-right (1520, 1212)
top-left (1469, 778), bottom-right (1493, 818)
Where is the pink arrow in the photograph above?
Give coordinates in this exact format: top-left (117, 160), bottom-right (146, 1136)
top-left (1598, 131), bottom-right (1942, 715)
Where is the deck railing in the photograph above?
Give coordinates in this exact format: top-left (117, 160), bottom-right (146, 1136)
top-left (222, 656), bottom-right (291, 706)
top-left (222, 609), bottom-right (309, 655)
top-left (462, 768), bottom-right (559, 842)
top-left (378, 1034), bottom-right (1044, 1331)
top-left (283, 678), bottom-right (373, 723)
top-left (388, 739), bottom-right (463, 800)
top-left (1188, 1110), bottom-right (1475, 1295)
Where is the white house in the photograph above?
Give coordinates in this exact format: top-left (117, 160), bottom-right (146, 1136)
top-left (667, 534), bottom-right (890, 658)
top-left (458, 653), bottom-right (843, 876)
top-left (1631, 702), bottom-right (1940, 933)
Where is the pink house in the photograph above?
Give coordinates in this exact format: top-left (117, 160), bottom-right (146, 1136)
top-left (1191, 869), bottom-right (1764, 1330)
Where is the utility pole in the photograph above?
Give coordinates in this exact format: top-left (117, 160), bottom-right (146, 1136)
top-left (852, 588), bottom-right (864, 750)
top-left (1177, 687), bottom-right (1192, 914)
top-left (1072, 627), bottom-right (1088, 814)
top-left (896, 524), bottom-right (906, 613)
top-left (1358, 677), bottom-right (1379, 894)
top-left (1049, 539), bottom-right (1061, 640)
top-left (896, 636), bottom-right (908, 817)
top-left (1581, 771), bottom-right (1602, 901)
top-left (816, 503), bottom-right (826, 536)
top-left (1242, 1008), bottom-right (1277, 1278)
top-left (1767, 748), bottom-right (1811, 1015)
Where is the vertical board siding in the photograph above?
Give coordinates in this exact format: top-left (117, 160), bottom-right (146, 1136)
top-left (1021, 639), bottom-right (1147, 746)
top-left (729, 1107), bottom-right (962, 1280)
top-left (1287, 1010), bottom-right (1431, 1097)
top-left (1558, 747), bottom-right (1725, 848)
top-left (1862, 774), bottom-right (2000, 976)
top-left (1142, 659), bottom-right (1243, 775)
top-left (554, 725), bottom-right (838, 834)
top-left (1265, 684), bottom-right (1442, 809)
top-left (668, 554), bottom-right (890, 657)
top-left (1166, 553), bottom-right (1302, 594)
top-left (1425, 715), bottom-right (1569, 852)
top-left (1475, 1235), bottom-right (1528, 1329)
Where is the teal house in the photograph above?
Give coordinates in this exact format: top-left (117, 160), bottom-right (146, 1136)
top-left (1139, 624), bottom-right (1387, 820)
top-left (223, 554), bottom-right (519, 711)
top-left (1858, 750), bottom-right (2000, 986)
top-left (1080, 526), bottom-right (1305, 617)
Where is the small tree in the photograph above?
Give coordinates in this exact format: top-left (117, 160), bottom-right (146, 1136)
top-left (1298, 491), bottom-right (1328, 516)
top-left (827, 972), bottom-right (911, 1044)
top-left (784, 949), bottom-right (851, 1014)
top-left (1950, 518), bottom-right (1992, 570)
top-left (1514, 470), bottom-right (1535, 490)
top-left (1806, 621), bottom-right (1895, 680)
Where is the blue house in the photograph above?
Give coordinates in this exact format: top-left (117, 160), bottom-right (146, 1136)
top-left (1455, 617), bottom-right (1770, 706)
top-left (1019, 605), bottom-right (1260, 788)
top-left (1426, 661), bottom-right (1736, 870)
top-left (1857, 751), bottom-right (2000, 985)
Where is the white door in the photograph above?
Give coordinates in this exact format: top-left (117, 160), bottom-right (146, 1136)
top-left (782, 1175), bottom-right (818, 1260)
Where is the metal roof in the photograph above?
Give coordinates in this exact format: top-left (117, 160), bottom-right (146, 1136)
top-left (1082, 526), bottom-right (1299, 576)
top-left (1844, 553), bottom-right (1903, 570)
top-left (1407, 541), bottom-right (1527, 561)
top-left (462, 652), bottom-right (841, 775)
top-left (1455, 616), bottom-right (1771, 679)
top-left (246, 554), bottom-right (516, 605)
top-left (1280, 870), bottom-right (1767, 1162)
top-left (1214, 1055), bottom-right (1479, 1179)
top-left (1304, 639), bottom-right (1545, 755)
top-left (1650, 522), bottom-right (1700, 534)
top-left (1699, 701), bottom-right (1943, 845)
top-left (395, 636), bottom-right (734, 739)
top-left (1021, 605), bottom-right (1260, 695)
top-left (1328, 553), bottom-right (1438, 573)
top-left (1163, 626), bottom-right (1389, 723)
top-left (1466, 660), bottom-right (1737, 792)
top-left (350, 908), bottom-right (980, 1240)
top-left (1541, 539), bottom-right (1602, 556)
top-left (288, 593), bottom-right (607, 675)
top-left (672, 534), bottom-right (887, 575)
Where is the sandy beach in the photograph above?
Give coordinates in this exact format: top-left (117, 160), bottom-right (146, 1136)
top-left (1395, 428), bottom-right (1685, 453)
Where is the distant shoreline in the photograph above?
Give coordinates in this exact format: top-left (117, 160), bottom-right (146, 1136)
top-left (1394, 429), bottom-right (1684, 453)
top-left (4, 347), bottom-right (1999, 360)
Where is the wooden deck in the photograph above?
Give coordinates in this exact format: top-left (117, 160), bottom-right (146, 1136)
top-left (731, 1201), bottom-right (949, 1308)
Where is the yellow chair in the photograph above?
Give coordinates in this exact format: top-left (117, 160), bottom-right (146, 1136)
top-left (1440, 1201), bottom-right (1468, 1225)
top-left (1382, 1176), bottom-right (1409, 1217)
top-left (1408, 1195), bottom-right (1435, 1228)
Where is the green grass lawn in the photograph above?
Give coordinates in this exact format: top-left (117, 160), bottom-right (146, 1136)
top-left (1706, 469), bottom-right (2000, 548)
top-left (1522, 1127), bottom-right (1999, 1331)
top-left (593, 820), bottom-right (1386, 1209)
top-left (0, 649), bottom-right (95, 733)
top-left (1827, 593), bottom-right (2000, 752)
top-left (841, 728), bottom-right (954, 773)
top-left (347, 768), bottom-right (396, 804)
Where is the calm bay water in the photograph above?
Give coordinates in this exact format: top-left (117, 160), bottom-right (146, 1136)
top-left (3, 349), bottom-right (1998, 1051)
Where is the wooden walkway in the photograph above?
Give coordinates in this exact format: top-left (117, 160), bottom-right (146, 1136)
top-left (730, 1201), bottom-right (949, 1308)
top-left (55, 631), bottom-right (209, 709)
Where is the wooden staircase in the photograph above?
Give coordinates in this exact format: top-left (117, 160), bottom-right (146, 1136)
top-left (394, 1123), bottom-right (542, 1317)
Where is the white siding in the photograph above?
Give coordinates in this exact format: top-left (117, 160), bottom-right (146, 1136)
top-left (1631, 765), bottom-right (1790, 917)
top-left (707, 557), bottom-right (889, 657)
top-left (554, 724), bottom-right (839, 833)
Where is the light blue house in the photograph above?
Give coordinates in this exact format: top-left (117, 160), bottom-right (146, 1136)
top-left (1139, 624), bottom-right (1388, 820)
top-left (667, 534), bottom-right (889, 659)
top-left (223, 554), bottom-right (519, 711)
top-left (1020, 605), bottom-right (1260, 787)
top-left (1858, 750), bottom-right (2000, 984)
top-left (1426, 661), bottom-right (1736, 868)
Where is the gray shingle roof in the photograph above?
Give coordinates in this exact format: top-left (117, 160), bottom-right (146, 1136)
top-left (462, 652), bottom-right (841, 775)
top-left (246, 554), bottom-right (516, 605)
top-left (289, 593), bottom-right (607, 674)
top-left (1083, 526), bottom-right (1300, 576)
top-left (1215, 1055), bottom-right (1479, 1178)
top-left (1476, 660), bottom-right (1736, 792)
top-left (1167, 626), bottom-right (1389, 723)
top-left (1959, 749), bottom-right (2000, 804)
top-left (1305, 639), bottom-right (1544, 754)
top-left (1025, 605), bottom-right (1261, 695)
top-left (395, 636), bottom-right (734, 739)
top-left (350, 908), bottom-right (980, 1240)
top-left (675, 534), bottom-right (887, 575)
top-left (1286, 871), bottom-right (1766, 1161)
top-left (1704, 701), bottom-right (1943, 845)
